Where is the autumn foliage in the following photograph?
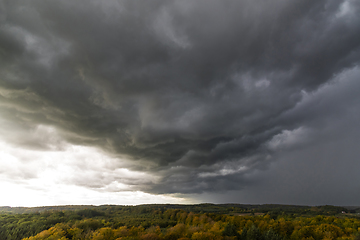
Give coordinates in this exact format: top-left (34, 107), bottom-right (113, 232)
top-left (1, 204), bottom-right (359, 240)
top-left (21, 208), bottom-right (360, 240)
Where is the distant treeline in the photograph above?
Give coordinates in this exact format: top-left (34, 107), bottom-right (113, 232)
top-left (0, 204), bottom-right (359, 240)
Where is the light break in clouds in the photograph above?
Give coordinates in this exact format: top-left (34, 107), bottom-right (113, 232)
top-left (0, 0), bottom-right (360, 206)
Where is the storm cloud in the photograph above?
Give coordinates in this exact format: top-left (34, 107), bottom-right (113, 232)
top-left (0, 0), bottom-right (360, 204)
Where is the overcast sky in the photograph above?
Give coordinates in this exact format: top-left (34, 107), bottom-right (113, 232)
top-left (0, 0), bottom-right (360, 207)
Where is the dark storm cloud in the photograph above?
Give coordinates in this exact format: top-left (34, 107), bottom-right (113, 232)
top-left (1, 0), bottom-right (360, 196)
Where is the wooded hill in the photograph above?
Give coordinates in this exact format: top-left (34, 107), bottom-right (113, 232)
top-left (0, 204), bottom-right (359, 240)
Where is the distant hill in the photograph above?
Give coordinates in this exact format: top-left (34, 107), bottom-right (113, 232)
top-left (0, 205), bottom-right (97, 214)
top-left (1, 203), bottom-right (356, 215)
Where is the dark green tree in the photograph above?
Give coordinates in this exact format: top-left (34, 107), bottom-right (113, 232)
top-left (222, 222), bottom-right (240, 239)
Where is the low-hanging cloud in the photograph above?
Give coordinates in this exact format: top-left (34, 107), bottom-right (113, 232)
top-left (1, 0), bottom-right (360, 199)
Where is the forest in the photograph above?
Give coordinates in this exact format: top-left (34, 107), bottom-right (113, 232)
top-left (0, 204), bottom-right (359, 240)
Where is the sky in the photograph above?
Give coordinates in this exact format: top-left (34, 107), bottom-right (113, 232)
top-left (0, 0), bottom-right (360, 207)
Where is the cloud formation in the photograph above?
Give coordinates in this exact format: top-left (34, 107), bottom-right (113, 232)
top-left (0, 0), bottom-right (360, 204)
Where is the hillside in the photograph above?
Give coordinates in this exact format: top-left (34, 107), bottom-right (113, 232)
top-left (0, 204), bottom-right (360, 239)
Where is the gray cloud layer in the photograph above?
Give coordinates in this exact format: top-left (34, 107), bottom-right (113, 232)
top-left (1, 0), bottom-right (360, 202)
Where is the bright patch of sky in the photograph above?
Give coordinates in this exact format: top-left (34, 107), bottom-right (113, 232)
top-left (0, 140), bottom-right (193, 207)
